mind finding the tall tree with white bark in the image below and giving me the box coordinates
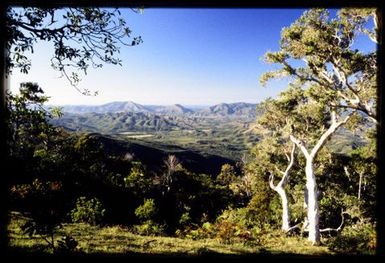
[250,125,298,232]
[259,8,377,244]
[261,8,378,124]
[256,85,353,244]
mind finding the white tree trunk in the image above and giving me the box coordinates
[305,158,320,245]
[289,110,350,245]
[358,172,363,200]
[276,187,290,231]
[268,143,296,232]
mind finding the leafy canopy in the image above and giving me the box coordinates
[260,8,377,123]
[6,7,142,94]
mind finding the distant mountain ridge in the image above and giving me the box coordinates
[49,101,260,135]
[195,102,258,117]
[58,101,149,114]
[55,101,258,118]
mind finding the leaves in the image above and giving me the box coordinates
[6,7,143,93]
[260,8,377,122]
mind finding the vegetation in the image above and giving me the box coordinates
[70,196,106,225]
[259,8,377,244]
[50,102,261,160]
[6,7,142,93]
[8,211,333,255]
[5,7,377,257]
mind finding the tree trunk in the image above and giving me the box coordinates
[305,158,320,245]
[276,187,290,231]
[290,111,350,245]
[268,143,296,232]
[358,171,363,200]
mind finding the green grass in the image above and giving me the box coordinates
[8,211,333,256]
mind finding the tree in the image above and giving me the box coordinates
[259,8,377,245]
[267,143,296,232]
[5,7,142,94]
[161,155,182,194]
[7,82,52,156]
[249,131,297,232]
[257,84,356,244]
[261,8,377,124]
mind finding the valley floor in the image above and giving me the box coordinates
[7,211,333,256]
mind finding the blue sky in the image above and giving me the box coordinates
[8,8,375,106]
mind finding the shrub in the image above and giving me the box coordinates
[132,220,165,236]
[135,198,157,221]
[70,196,106,225]
[327,220,376,254]
[124,161,152,193]
[179,211,191,226]
[216,164,237,186]
[181,222,214,240]
[55,235,80,254]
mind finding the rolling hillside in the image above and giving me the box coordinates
[49,101,366,161]
[90,133,236,176]
[50,101,260,134]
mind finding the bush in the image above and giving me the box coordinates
[70,196,106,225]
[55,235,80,254]
[327,220,376,254]
[132,220,165,236]
[179,211,191,226]
[180,208,263,245]
[216,164,237,186]
[180,222,214,240]
[135,198,157,221]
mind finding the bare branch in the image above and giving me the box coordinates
[320,210,348,233]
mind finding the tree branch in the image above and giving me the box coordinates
[320,210,348,233]
[289,134,310,159]
[309,110,351,159]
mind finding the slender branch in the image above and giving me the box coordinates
[269,142,296,189]
[309,110,351,159]
[320,210,348,233]
[11,20,70,37]
[286,222,302,233]
[289,134,310,159]
[281,143,296,185]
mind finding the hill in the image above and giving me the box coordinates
[90,133,236,176]
[196,102,257,118]
[50,111,183,133]
[152,104,194,115]
[54,101,257,118]
[58,101,150,114]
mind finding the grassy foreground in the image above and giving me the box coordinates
[7,211,333,256]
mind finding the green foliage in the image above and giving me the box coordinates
[179,211,192,226]
[6,7,142,90]
[182,208,263,245]
[11,179,65,252]
[132,220,165,236]
[260,8,377,123]
[327,220,376,254]
[74,134,105,162]
[135,198,157,221]
[6,83,55,159]
[216,163,237,186]
[70,196,106,225]
[124,161,152,193]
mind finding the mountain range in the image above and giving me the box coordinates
[54,101,258,117]
[49,101,260,134]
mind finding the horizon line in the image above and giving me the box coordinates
[46,100,260,107]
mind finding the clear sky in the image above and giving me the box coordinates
[8,8,374,106]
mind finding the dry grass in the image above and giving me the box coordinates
[7,211,333,256]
